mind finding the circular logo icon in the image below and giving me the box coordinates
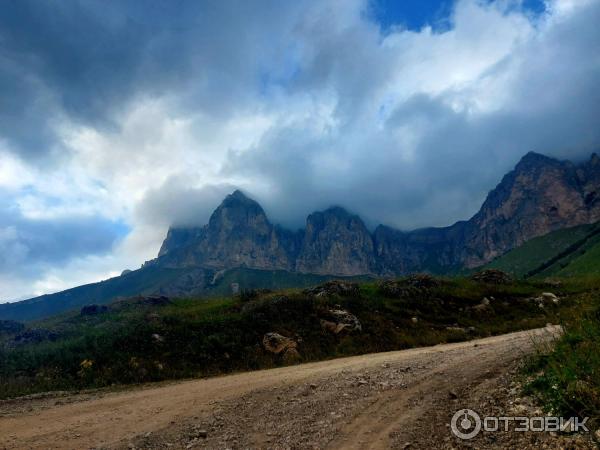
[451,409,482,440]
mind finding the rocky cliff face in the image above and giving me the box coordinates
[459,152,600,267]
[158,190,301,271]
[155,152,600,275]
[296,207,376,276]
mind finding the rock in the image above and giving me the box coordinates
[541,292,559,304]
[445,327,466,333]
[304,280,360,297]
[378,274,440,298]
[196,430,208,439]
[411,317,418,324]
[296,207,376,275]
[80,304,109,316]
[448,390,458,399]
[404,273,441,289]
[151,333,164,343]
[471,269,513,284]
[262,333,299,361]
[472,299,491,313]
[320,308,361,334]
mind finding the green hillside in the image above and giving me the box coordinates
[0,266,366,322]
[486,221,600,278]
[0,275,577,399]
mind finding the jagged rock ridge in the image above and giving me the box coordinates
[155,152,600,276]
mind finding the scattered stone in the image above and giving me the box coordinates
[445,326,466,333]
[262,332,299,361]
[471,269,513,284]
[448,390,458,400]
[541,292,559,304]
[151,333,165,343]
[378,274,440,297]
[197,430,208,439]
[320,308,362,334]
[304,280,360,297]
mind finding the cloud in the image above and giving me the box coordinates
[0,0,599,300]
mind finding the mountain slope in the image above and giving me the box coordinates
[486,221,600,277]
[0,266,366,322]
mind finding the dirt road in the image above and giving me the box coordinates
[2,326,588,450]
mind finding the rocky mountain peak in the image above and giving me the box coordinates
[207,189,269,234]
[298,205,375,275]
[156,152,600,276]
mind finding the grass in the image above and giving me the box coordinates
[485,221,600,279]
[523,288,600,432]
[0,275,588,400]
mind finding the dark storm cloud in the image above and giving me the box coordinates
[134,179,237,228]
[220,0,600,230]
[0,0,309,158]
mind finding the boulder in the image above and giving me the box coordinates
[404,273,441,289]
[304,280,359,298]
[541,292,559,304]
[471,269,512,284]
[262,332,298,356]
[320,308,361,334]
[530,292,560,306]
[378,274,440,298]
[445,326,466,333]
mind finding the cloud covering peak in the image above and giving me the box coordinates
[0,0,599,301]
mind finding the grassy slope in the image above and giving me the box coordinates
[523,287,600,431]
[0,266,196,322]
[541,233,600,277]
[0,267,365,323]
[0,276,581,399]
[486,222,600,278]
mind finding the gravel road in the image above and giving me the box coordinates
[1,325,593,449]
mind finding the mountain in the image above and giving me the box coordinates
[157,152,600,275]
[2,151,599,322]
[158,190,301,271]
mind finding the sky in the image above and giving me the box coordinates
[0,0,599,302]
